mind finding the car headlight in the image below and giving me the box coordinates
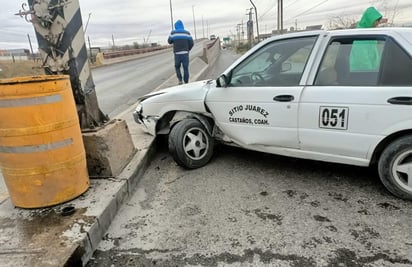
[135,103,143,114]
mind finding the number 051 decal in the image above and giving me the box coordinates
[319,106,349,130]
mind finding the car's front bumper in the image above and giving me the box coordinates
[133,110,158,135]
[132,110,143,124]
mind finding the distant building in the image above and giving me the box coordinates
[0,49,31,61]
[259,33,272,40]
[271,29,288,35]
[305,25,323,31]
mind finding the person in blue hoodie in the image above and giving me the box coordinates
[168,20,194,84]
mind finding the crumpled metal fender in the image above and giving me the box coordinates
[167,111,214,136]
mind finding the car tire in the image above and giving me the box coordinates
[168,119,214,169]
[378,135,412,200]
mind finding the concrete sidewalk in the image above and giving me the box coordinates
[0,45,219,266]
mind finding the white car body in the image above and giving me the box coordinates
[134,28,412,199]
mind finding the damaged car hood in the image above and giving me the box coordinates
[139,80,214,104]
[138,80,215,118]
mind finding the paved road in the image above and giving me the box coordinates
[203,48,240,79]
[88,145,412,267]
[92,41,207,118]
[87,49,412,267]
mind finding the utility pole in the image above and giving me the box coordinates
[27,34,34,61]
[202,16,205,39]
[237,24,241,46]
[24,0,107,129]
[169,0,174,30]
[246,8,254,46]
[84,12,91,33]
[112,34,115,51]
[192,5,197,40]
[277,0,283,34]
[241,20,244,41]
[249,0,260,41]
[18,0,136,179]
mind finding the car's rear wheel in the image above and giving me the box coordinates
[378,136,412,200]
[168,119,214,169]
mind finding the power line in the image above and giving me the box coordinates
[259,3,277,20]
[283,0,329,23]
[258,0,329,29]
[285,0,301,9]
[292,0,329,18]
[259,6,273,20]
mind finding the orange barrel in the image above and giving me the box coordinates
[0,75,89,208]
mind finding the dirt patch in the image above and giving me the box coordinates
[0,60,44,79]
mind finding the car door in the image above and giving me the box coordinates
[299,34,412,165]
[206,35,318,149]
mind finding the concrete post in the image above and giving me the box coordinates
[18,0,136,178]
[27,0,108,129]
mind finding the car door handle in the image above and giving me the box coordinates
[387,97,412,105]
[273,95,294,102]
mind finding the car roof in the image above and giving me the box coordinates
[265,27,412,41]
[328,27,412,37]
[262,27,412,54]
[222,27,412,77]
[328,28,412,54]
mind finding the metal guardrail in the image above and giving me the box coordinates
[102,45,172,59]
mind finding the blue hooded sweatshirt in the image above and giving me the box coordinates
[168,20,194,54]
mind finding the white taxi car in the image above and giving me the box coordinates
[134,28,412,200]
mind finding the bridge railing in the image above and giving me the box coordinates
[93,45,172,66]
[102,45,172,59]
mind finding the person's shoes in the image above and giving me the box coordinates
[178,80,183,85]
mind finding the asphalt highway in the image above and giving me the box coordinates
[92,41,207,118]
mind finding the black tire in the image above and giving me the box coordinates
[378,135,412,200]
[168,119,214,169]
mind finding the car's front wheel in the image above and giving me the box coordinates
[168,119,214,169]
[378,136,412,200]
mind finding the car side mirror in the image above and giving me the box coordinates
[216,74,228,88]
[281,62,292,72]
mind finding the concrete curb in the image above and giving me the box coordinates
[78,136,158,265]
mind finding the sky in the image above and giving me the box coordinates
[1,0,412,51]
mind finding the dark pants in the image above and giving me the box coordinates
[174,53,189,83]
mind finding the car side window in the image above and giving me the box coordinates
[315,37,386,86]
[238,51,273,74]
[282,46,312,74]
[314,42,340,85]
[229,36,317,87]
[379,38,412,86]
